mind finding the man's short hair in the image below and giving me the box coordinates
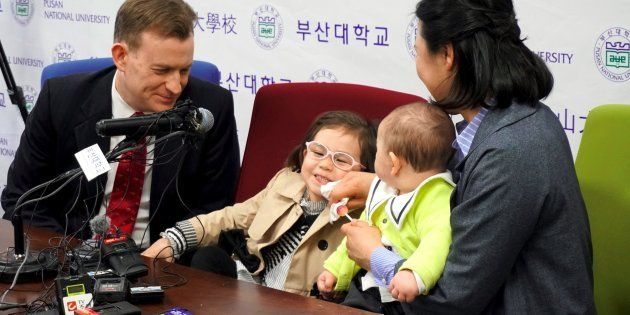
[114,0,196,51]
[380,103,455,172]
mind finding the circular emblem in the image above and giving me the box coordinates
[10,0,35,25]
[405,16,419,59]
[309,69,338,83]
[594,27,630,82]
[22,85,39,113]
[52,42,76,64]
[250,4,284,50]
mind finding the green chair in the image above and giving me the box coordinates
[575,104,630,315]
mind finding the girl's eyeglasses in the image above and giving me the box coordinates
[305,141,365,171]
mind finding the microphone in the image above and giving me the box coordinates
[95,101,214,137]
[69,215,110,267]
[192,106,214,134]
[89,215,111,239]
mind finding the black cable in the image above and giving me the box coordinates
[137,155,183,248]
[157,263,188,289]
[62,175,84,240]
[0,301,27,310]
[10,168,82,220]
[18,175,100,310]
[174,148,207,248]
[108,130,185,162]
[138,142,192,248]
[150,245,187,289]
[104,110,174,160]
[11,171,84,215]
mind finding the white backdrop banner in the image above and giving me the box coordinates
[0,0,628,214]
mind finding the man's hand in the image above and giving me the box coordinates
[317,270,337,293]
[141,237,175,262]
[329,172,375,210]
[389,270,420,303]
[341,220,382,270]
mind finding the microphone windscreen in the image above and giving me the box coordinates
[194,107,214,134]
[89,215,111,237]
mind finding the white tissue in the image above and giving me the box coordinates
[320,181,350,224]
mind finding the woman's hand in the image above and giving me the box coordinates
[141,237,175,262]
[329,171,375,210]
[340,220,382,270]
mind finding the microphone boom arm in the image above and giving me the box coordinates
[0,39,28,122]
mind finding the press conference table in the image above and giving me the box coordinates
[0,220,370,314]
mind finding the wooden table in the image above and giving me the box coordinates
[0,220,370,314]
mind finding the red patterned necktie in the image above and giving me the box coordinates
[106,112,147,236]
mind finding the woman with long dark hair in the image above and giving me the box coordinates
[329,0,595,313]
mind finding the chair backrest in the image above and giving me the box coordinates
[40,57,221,86]
[574,104,630,315]
[234,82,425,203]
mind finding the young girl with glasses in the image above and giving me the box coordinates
[142,111,376,296]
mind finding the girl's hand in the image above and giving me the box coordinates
[141,237,175,262]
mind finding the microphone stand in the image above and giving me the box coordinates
[0,39,46,284]
[0,39,28,122]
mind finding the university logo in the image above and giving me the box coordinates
[10,0,35,25]
[309,69,338,83]
[251,5,284,50]
[23,85,38,112]
[594,27,630,82]
[405,16,418,59]
[52,42,75,64]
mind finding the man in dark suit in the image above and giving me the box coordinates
[1,0,240,248]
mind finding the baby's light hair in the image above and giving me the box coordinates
[380,103,455,172]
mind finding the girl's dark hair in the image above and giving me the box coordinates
[285,111,377,173]
[416,0,553,109]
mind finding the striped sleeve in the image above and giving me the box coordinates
[162,219,200,258]
[175,219,199,248]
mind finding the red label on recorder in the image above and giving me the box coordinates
[104,235,127,244]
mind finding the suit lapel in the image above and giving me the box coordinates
[149,130,187,214]
[73,68,115,204]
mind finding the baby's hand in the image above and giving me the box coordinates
[317,270,337,294]
[388,270,419,303]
